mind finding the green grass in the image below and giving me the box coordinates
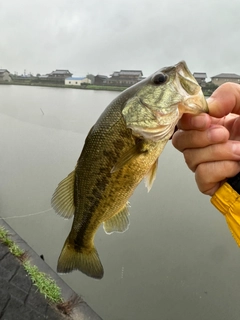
[0,226,62,303]
[0,227,24,257]
[23,261,62,303]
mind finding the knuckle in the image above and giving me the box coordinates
[183,149,197,172]
[195,163,214,194]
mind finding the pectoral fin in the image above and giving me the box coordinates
[111,145,140,173]
[103,204,130,234]
[111,139,148,173]
[51,170,75,219]
[144,159,158,192]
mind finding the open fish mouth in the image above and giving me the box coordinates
[175,61,208,113]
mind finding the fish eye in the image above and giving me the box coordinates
[152,73,168,85]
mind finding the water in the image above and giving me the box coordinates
[0,85,240,320]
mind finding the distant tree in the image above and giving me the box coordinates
[87,74,95,84]
[205,81,218,89]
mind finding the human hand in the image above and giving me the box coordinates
[172,83,240,196]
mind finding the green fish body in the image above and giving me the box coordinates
[52,61,208,279]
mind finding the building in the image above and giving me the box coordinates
[65,77,91,86]
[108,70,143,86]
[48,69,73,79]
[193,72,207,86]
[94,75,108,85]
[0,69,12,82]
[211,73,240,86]
[48,69,72,79]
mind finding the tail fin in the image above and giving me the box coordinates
[57,237,104,279]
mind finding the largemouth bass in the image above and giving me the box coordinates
[52,61,208,279]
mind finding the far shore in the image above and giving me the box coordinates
[0,81,213,96]
[0,81,127,92]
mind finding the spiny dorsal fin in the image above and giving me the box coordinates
[51,170,75,219]
[144,159,158,192]
[103,203,130,234]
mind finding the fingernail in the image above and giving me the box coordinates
[206,97,215,105]
[191,114,207,129]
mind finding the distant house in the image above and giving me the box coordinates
[0,69,12,82]
[48,69,73,79]
[108,70,143,86]
[193,72,207,86]
[65,77,91,86]
[211,73,240,86]
[94,75,109,85]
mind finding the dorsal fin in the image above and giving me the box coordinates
[51,170,75,219]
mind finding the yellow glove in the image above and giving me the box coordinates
[211,177,240,246]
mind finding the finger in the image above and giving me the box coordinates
[172,125,229,152]
[207,82,240,118]
[177,113,211,131]
[195,160,240,196]
[183,141,240,172]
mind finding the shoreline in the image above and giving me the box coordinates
[0,81,215,95]
[0,81,128,92]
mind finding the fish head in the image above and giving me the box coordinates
[122,61,208,141]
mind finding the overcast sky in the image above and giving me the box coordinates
[0,0,239,78]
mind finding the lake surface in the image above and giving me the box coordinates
[0,85,240,320]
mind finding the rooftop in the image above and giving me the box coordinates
[111,70,143,77]
[193,72,207,78]
[0,69,10,74]
[49,70,72,75]
[211,73,240,78]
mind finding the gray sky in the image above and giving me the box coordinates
[0,0,239,78]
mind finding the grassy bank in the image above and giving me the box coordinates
[0,226,62,303]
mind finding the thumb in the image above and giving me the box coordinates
[207,82,240,118]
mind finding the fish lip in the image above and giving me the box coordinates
[184,96,209,113]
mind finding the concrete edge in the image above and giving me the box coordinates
[0,218,103,320]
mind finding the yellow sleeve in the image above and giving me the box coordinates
[211,182,240,246]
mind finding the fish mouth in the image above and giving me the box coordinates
[175,61,208,114]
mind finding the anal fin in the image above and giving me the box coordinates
[103,204,130,234]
